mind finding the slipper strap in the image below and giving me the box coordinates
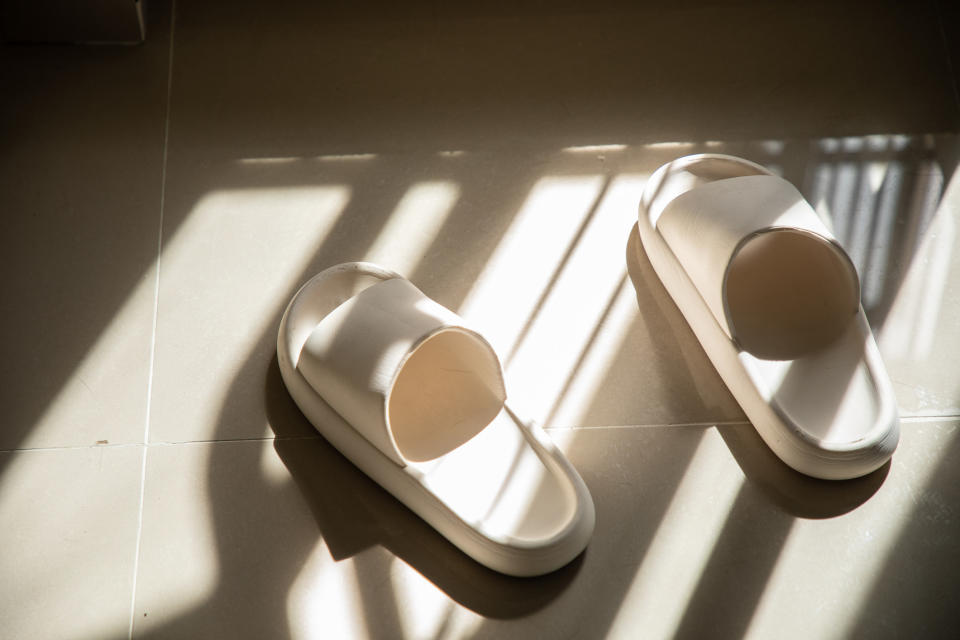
[656,174,853,342]
[296,277,506,466]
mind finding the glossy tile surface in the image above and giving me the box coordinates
[0,445,144,640]
[131,419,959,640]
[148,135,960,441]
[147,0,959,442]
[2,1,959,639]
[0,0,171,450]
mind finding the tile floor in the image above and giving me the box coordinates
[1,1,959,638]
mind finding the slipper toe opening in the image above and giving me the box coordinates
[726,228,860,360]
[388,328,507,463]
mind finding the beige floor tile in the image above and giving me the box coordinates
[145,145,739,443]
[148,0,958,444]
[129,418,958,640]
[876,152,960,416]
[588,419,960,640]
[0,445,143,640]
[0,1,171,450]
[148,134,959,443]
[5,2,959,639]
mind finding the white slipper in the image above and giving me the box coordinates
[277,262,595,576]
[638,154,899,480]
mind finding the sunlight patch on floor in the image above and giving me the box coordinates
[315,153,377,162]
[748,423,960,639]
[548,278,640,428]
[606,431,743,639]
[504,174,646,426]
[457,175,606,357]
[644,141,697,150]
[390,560,479,640]
[0,447,142,640]
[21,267,156,448]
[563,144,627,153]
[260,435,293,487]
[237,156,301,165]
[132,443,221,635]
[154,185,350,431]
[364,181,460,276]
[879,167,955,360]
[287,542,368,640]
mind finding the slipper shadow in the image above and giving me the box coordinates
[624,223,745,422]
[717,424,889,518]
[264,354,582,619]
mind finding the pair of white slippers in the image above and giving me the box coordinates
[277,154,899,578]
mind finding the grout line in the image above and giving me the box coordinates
[148,434,322,446]
[543,414,960,431]
[0,415,956,457]
[0,442,147,454]
[0,434,321,456]
[899,414,960,424]
[544,420,752,431]
[503,175,611,367]
[128,2,176,637]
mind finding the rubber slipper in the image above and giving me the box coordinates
[638,154,899,480]
[277,262,595,576]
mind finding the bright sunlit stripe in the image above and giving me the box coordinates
[749,420,959,639]
[879,166,954,359]
[818,137,841,153]
[315,153,377,162]
[758,140,785,154]
[118,185,351,634]
[390,561,461,639]
[287,544,368,640]
[363,181,460,275]
[808,158,838,235]
[504,174,646,425]
[607,431,744,639]
[0,447,143,640]
[458,175,605,357]
[861,161,898,308]
[830,161,861,262]
[562,144,628,153]
[24,285,156,449]
[237,156,301,165]
[866,161,888,194]
[841,137,865,153]
[644,141,697,150]
[124,443,221,635]
[548,277,639,427]
[151,186,349,433]
[259,436,292,487]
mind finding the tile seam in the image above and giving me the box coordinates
[128,1,177,637]
[544,415,960,430]
[0,415,956,456]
